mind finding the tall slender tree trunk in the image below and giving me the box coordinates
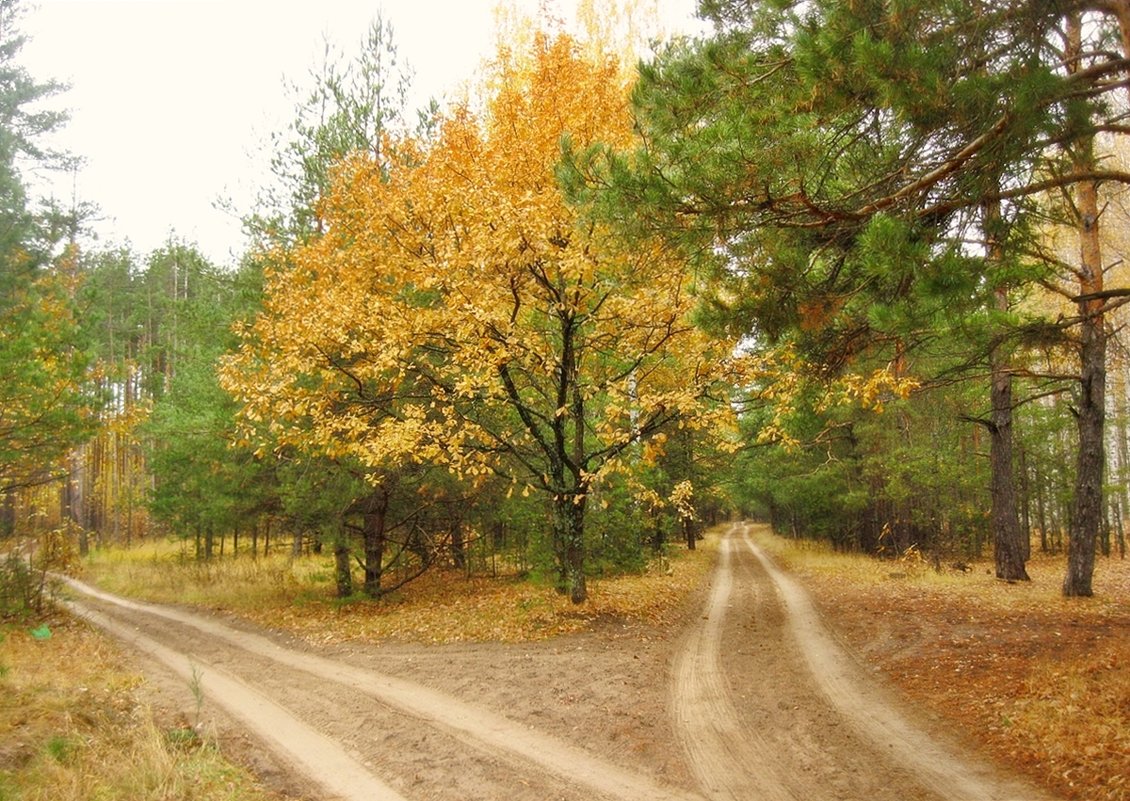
[989,364,1028,580]
[1017,444,1033,561]
[985,196,1030,581]
[1065,302,1106,595]
[1063,14,1107,597]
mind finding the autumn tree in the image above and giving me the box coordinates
[224,33,738,604]
[226,15,451,595]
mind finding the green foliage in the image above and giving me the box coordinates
[0,552,46,619]
[141,254,275,550]
[731,377,991,558]
[569,0,1129,573]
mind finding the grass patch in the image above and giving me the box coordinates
[78,541,315,612]
[0,615,290,801]
[751,525,1129,801]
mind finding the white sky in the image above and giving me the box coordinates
[19,0,701,267]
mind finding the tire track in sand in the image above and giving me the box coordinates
[671,534,794,800]
[62,576,701,801]
[65,599,408,801]
[739,528,1052,801]
[669,522,1054,801]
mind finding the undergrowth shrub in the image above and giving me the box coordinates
[0,552,47,619]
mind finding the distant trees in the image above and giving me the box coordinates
[0,0,94,505]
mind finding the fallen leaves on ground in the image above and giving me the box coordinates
[242,547,713,646]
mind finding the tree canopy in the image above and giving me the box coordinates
[223,33,740,602]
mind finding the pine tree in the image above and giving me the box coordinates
[584,0,1130,590]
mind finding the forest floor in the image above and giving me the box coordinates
[3,522,1123,800]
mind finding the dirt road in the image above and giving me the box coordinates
[61,522,1052,801]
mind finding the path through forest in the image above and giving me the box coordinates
[60,523,1052,801]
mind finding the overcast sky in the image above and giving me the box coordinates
[18,0,699,266]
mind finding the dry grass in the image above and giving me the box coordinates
[78,537,715,645]
[78,541,319,612]
[0,615,291,801]
[755,527,1129,801]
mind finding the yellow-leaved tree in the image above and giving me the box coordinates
[223,33,738,603]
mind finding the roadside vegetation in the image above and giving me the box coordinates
[3,1,1130,799]
[77,534,715,643]
[0,615,292,801]
[7,523,1127,801]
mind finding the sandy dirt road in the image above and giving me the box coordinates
[60,522,1053,801]
[672,523,1053,801]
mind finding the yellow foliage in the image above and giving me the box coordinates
[222,32,739,495]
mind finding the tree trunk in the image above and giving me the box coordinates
[65,448,89,556]
[554,492,588,604]
[983,191,1029,581]
[1036,463,1049,553]
[1063,15,1106,597]
[1,489,15,539]
[450,519,466,571]
[1064,313,1105,595]
[362,490,389,598]
[1017,444,1033,561]
[989,350,1029,580]
[334,530,352,598]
